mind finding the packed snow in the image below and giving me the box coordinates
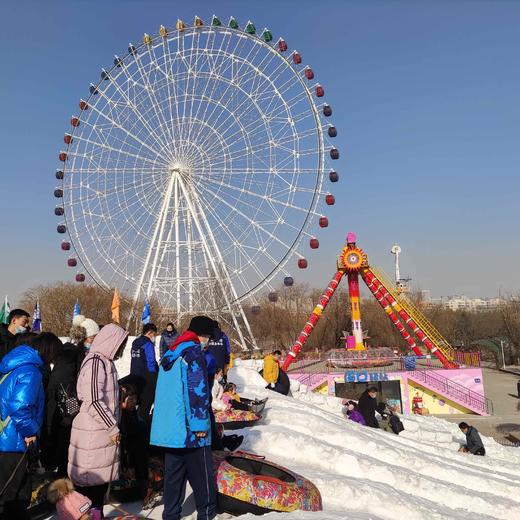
[48,357,520,519]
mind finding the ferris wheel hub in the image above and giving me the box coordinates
[169,161,192,177]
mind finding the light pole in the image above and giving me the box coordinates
[391,244,401,284]
[500,339,506,369]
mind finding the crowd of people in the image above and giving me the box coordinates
[0,308,488,520]
[0,309,239,520]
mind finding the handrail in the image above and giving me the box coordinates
[409,370,493,415]
[369,266,456,362]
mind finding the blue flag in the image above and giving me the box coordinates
[73,300,81,322]
[31,299,42,332]
[141,298,151,325]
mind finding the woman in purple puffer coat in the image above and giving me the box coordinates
[68,324,128,515]
[342,400,366,426]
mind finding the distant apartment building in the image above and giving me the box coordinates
[420,291,506,311]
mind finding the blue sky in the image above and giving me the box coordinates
[1,0,519,306]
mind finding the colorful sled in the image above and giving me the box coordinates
[215,408,261,430]
[214,451,322,515]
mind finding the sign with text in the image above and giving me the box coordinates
[345,370,389,383]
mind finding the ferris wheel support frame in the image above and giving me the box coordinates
[177,173,258,350]
[174,177,181,315]
[146,172,178,300]
[126,171,177,329]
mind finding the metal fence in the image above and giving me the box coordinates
[288,351,482,374]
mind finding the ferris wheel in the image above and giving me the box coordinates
[54,15,340,347]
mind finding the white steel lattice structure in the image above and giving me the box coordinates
[54,16,340,349]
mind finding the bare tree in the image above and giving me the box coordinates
[19,283,163,336]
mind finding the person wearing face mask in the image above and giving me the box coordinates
[151,315,216,520]
[42,316,100,475]
[130,323,158,422]
[159,322,179,358]
[0,309,30,360]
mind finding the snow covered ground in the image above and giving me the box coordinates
[49,356,520,519]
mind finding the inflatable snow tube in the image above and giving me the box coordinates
[244,397,268,415]
[258,369,291,396]
[232,397,268,415]
[215,408,261,430]
[214,451,322,515]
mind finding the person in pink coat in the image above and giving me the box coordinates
[68,324,128,515]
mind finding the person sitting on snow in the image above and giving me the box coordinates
[342,400,366,426]
[211,369,228,411]
[222,382,244,409]
[458,422,485,456]
[376,403,404,435]
[263,350,283,393]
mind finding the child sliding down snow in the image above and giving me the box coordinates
[212,369,229,411]
[47,478,93,520]
[222,382,241,407]
[223,382,269,414]
[343,400,366,426]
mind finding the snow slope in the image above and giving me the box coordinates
[231,363,520,520]
[50,357,520,519]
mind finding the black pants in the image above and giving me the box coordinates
[0,452,30,520]
[266,382,284,394]
[209,409,224,451]
[137,371,158,422]
[121,411,149,481]
[53,424,72,477]
[0,499,30,520]
[230,399,250,411]
[76,483,108,510]
[163,446,216,520]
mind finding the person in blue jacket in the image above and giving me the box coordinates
[130,323,158,422]
[151,315,216,520]
[206,321,231,378]
[0,332,60,519]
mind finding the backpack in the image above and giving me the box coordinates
[56,383,81,426]
[389,414,404,434]
[0,371,12,434]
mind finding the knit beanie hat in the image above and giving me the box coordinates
[188,316,215,337]
[56,490,92,520]
[72,315,100,338]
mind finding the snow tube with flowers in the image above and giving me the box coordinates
[214,451,322,515]
[214,408,261,430]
